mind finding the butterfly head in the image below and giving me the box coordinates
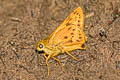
[36,40,45,53]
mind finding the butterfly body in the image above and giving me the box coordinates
[36,40,61,56]
[36,7,87,75]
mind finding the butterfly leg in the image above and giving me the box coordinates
[45,54,51,76]
[52,57,64,72]
[44,53,47,59]
[65,51,78,61]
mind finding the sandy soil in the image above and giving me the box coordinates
[0,0,120,80]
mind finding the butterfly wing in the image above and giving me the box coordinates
[47,7,84,40]
[47,7,87,51]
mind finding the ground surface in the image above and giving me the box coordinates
[0,0,120,80]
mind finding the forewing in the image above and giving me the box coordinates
[47,7,85,46]
[53,25,86,45]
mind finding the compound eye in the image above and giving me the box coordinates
[39,44,43,48]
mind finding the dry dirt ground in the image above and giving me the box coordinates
[0,0,120,80]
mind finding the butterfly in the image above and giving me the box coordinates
[36,7,87,75]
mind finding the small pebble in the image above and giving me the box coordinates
[99,27,107,38]
[1,51,6,57]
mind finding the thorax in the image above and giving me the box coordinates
[44,44,62,56]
